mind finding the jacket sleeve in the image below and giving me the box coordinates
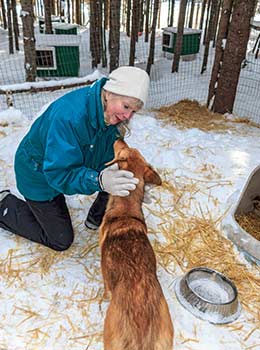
[42,112,102,195]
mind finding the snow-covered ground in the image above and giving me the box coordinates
[0,105,260,350]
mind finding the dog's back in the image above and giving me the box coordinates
[99,140,173,350]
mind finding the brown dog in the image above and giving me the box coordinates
[99,140,174,350]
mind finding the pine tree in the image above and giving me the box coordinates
[172,0,187,73]
[207,0,233,107]
[212,0,256,114]
[20,0,36,81]
[109,0,121,71]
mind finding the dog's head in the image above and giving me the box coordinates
[107,139,162,186]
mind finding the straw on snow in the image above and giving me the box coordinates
[147,175,260,335]
[1,100,260,348]
[154,99,260,132]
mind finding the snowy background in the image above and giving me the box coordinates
[0,101,260,349]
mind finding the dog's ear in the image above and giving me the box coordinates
[105,158,117,166]
[144,165,162,185]
[105,148,128,167]
[105,156,127,167]
[105,141,129,166]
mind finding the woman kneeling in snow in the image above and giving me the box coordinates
[0,66,150,251]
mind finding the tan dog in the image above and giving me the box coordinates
[99,140,174,350]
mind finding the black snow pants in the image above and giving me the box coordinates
[0,193,74,251]
[0,191,109,251]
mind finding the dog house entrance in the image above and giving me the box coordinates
[162,32,171,48]
[223,165,260,265]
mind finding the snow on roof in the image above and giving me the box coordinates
[162,27,202,35]
[35,33,81,47]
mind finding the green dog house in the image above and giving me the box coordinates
[36,24,80,77]
[162,27,201,56]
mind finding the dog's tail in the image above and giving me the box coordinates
[104,274,173,350]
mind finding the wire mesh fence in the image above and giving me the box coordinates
[1,1,260,123]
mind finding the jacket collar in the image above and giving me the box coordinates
[87,77,108,130]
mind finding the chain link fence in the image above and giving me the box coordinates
[1,6,260,123]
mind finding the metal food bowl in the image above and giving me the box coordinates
[175,267,241,324]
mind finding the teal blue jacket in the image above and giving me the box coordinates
[14,78,120,201]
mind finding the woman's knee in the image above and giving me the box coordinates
[52,240,73,251]
[48,230,74,251]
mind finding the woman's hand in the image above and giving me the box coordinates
[99,163,139,196]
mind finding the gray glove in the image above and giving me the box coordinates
[99,163,139,197]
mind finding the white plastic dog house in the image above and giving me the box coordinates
[222,165,260,265]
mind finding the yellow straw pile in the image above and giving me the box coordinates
[236,212,260,241]
[153,99,260,132]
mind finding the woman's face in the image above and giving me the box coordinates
[104,92,141,125]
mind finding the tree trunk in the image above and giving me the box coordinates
[169,0,175,27]
[146,0,160,74]
[212,0,221,46]
[212,0,255,114]
[139,0,144,33]
[11,0,19,51]
[90,0,102,68]
[207,0,233,107]
[6,0,14,54]
[43,0,52,34]
[50,0,55,14]
[67,0,70,22]
[199,0,207,30]
[104,0,109,30]
[145,0,150,42]
[188,0,195,28]
[0,0,8,29]
[96,0,104,67]
[72,0,74,22]
[89,0,95,66]
[109,0,121,71]
[172,0,187,73]
[75,0,80,24]
[126,0,131,36]
[201,0,218,74]
[97,0,103,64]
[56,0,60,16]
[203,0,211,44]
[102,0,107,67]
[129,0,138,65]
[20,0,36,82]
[135,0,141,41]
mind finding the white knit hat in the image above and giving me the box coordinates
[103,66,150,106]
